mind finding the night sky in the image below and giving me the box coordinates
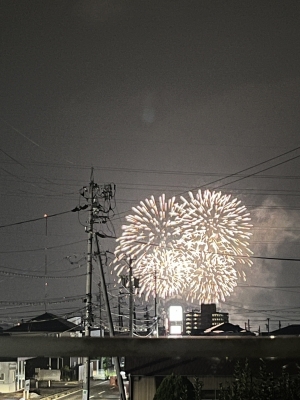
[0,0,300,332]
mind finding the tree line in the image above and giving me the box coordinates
[153,360,300,400]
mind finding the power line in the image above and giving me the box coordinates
[111,145,300,220]
[0,269,86,279]
[179,145,300,196]
[0,239,86,253]
[0,295,85,307]
[214,153,300,190]
[0,148,75,194]
[0,206,87,229]
[0,117,74,165]
[115,238,300,264]
[238,284,300,289]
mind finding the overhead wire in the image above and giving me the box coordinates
[214,153,300,191]
[0,269,86,279]
[0,209,84,229]
[111,145,300,221]
[109,234,300,263]
[0,239,86,253]
[0,295,85,308]
[0,148,76,195]
[183,145,300,195]
[0,117,74,165]
[1,146,300,230]
[1,144,300,325]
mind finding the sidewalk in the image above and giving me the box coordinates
[36,380,122,400]
[32,381,81,399]
[0,380,122,400]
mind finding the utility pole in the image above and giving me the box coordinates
[98,283,102,337]
[118,292,123,329]
[129,258,134,337]
[145,306,150,334]
[44,213,48,312]
[82,170,94,400]
[80,175,123,400]
[120,258,135,336]
[95,235,126,400]
[154,264,158,337]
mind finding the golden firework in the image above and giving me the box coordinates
[114,190,253,303]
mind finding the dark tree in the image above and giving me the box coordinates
[219,359,300,400]
[153,374,195,400]
[194,377,204,400]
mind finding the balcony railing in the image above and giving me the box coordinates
[0,336,300,358]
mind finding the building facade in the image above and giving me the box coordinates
[183,304,229,335]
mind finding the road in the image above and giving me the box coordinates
[56,380,121,400]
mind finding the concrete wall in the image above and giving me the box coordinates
[0,381,16,393]
[35,369,61,382]
[0,362,17,393]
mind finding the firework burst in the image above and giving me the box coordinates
[114,194,189,298]
[114,190,253,303]
[178,190,252,266]
[115,194,180,263]
[134,247,190,300]
[177,190,252,302]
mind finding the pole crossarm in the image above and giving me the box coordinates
[1,336,300,359]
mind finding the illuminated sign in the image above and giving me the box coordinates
[169,306,183,322]
[170,325,182,335]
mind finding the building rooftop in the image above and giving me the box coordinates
[270,324,300,336]
[4,312,82,334]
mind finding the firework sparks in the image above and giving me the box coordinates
[178,190,252,302]
[115,194,181,265]
[114,194,188,298]
[185,252,238,303]
[178,190,252,264]
[134,247,190,300]
[114,190,253,303]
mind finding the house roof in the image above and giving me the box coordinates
[188,323,252,336]
[4,312,82,334]
[125,357,300,377]
[125,356,236,377]
[270,324,300,336]
[204,322,243,334]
